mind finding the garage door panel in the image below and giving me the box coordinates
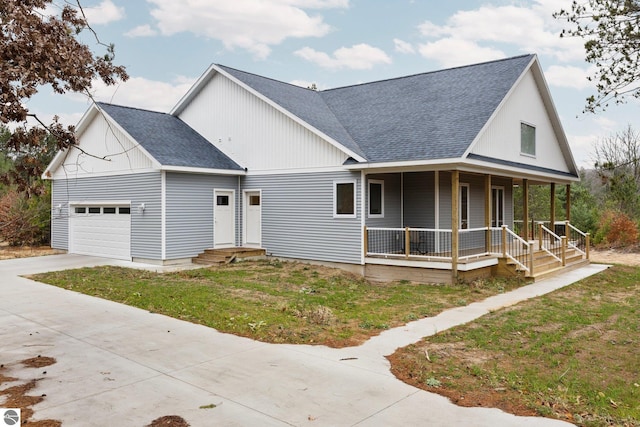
[70,205,131,260]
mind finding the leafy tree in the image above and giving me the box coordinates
[593,125,640,218]
[555,0,640,112]
[0,0,128,151]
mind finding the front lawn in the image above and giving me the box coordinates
[31,259,523,347]
[388,264,640,426]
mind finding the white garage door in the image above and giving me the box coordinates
[69,205,131,260]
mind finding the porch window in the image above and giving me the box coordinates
[334,181,356,218]
[368,179,384,217]
[459,183,469,229]
[521,122,536,156]
[491,186,505,227]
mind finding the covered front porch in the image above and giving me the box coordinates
[361,169,589,283]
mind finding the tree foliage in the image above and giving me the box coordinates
[555,0,640,112]
[0,0,128,151]
[593,124,640,217]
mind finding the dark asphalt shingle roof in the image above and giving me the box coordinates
[220,54,534,163]
[97,102,243,171]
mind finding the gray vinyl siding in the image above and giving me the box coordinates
[404,172,436,228]
[492,177,514,227]
[462,173,486,229]
[242,170,362,264]
[365,173,401,228]
[50,172,162,259]
[165,172,239,259]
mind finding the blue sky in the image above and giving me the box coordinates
[28,0,639,169]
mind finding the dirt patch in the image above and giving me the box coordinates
[0,356,61,426]
[590,248,640,266]
[146,416,190,427]
[0,243,63,260]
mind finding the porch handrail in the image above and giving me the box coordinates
[566,221,589,257]
[538,223,563,263]
[501,225,531,274]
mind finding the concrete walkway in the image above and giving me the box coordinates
[0,254,609,426]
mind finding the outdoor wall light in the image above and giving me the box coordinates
[54,204,62,218]
[138,203,145,213]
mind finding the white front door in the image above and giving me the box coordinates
[214,190,235,248]
[244,190,262,248]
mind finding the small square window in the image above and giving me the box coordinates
[521,122,536,156]
[88,207,101,214]
[75,207,86,214]
[217,195,229,206]
[249,195,260,206]
[334,181,355,217]
[103,207,116,214]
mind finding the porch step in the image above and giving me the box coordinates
[504,247,588,280]
[192,247,266,265]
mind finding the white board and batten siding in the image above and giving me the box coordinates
[243,171,362,265]
[178,73,350,171]
[471,70,571,174]
[51,110,154,179]
[51,172,162,260]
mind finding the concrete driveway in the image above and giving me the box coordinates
[0,254,608,426]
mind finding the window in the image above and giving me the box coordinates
[103,207,116,214]
[249,195,260,206]
[368,180,384,217]
[75,207,86,214]
[88,207,101,214]
[334,181,356,217]
[459,184,469,229]
[521,122,536,156]
[216,195,230,206]
[119,207,131,214]
[491,187,505,227]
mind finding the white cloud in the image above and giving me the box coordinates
[85,76,197,112]
[295,44,391,70]
[418,39,505,68]
[416,1,584,67]
[125,24,157,38]
[146,0,348,59]
[393,38,415,54]
[544,65,593,90]
[83,0,125,25]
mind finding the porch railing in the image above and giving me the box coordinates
[566,222,590,258]
[365,226,527,263]
[537,223,563,264]
[500,225,532,274]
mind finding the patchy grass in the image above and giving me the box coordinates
[388,265,640,427]
[30,259,525,347]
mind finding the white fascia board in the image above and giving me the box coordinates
[528,59,579,175]
[346,157,578,183]
[43,104,100,179]
[463,55,579,177]
[161,165,246,176]
[345,158,461,173]
[170,64,216,116]
[210,65,367,163]
[47,167,159,181]
[460,158,579,183]
[463,55,537,160]
[245,165,354,176]
[94,103,163,170]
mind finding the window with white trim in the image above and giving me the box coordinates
[459,183,469,230]
[521,122,536,156]
[368,179,384,217]
[334,181,356,218]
